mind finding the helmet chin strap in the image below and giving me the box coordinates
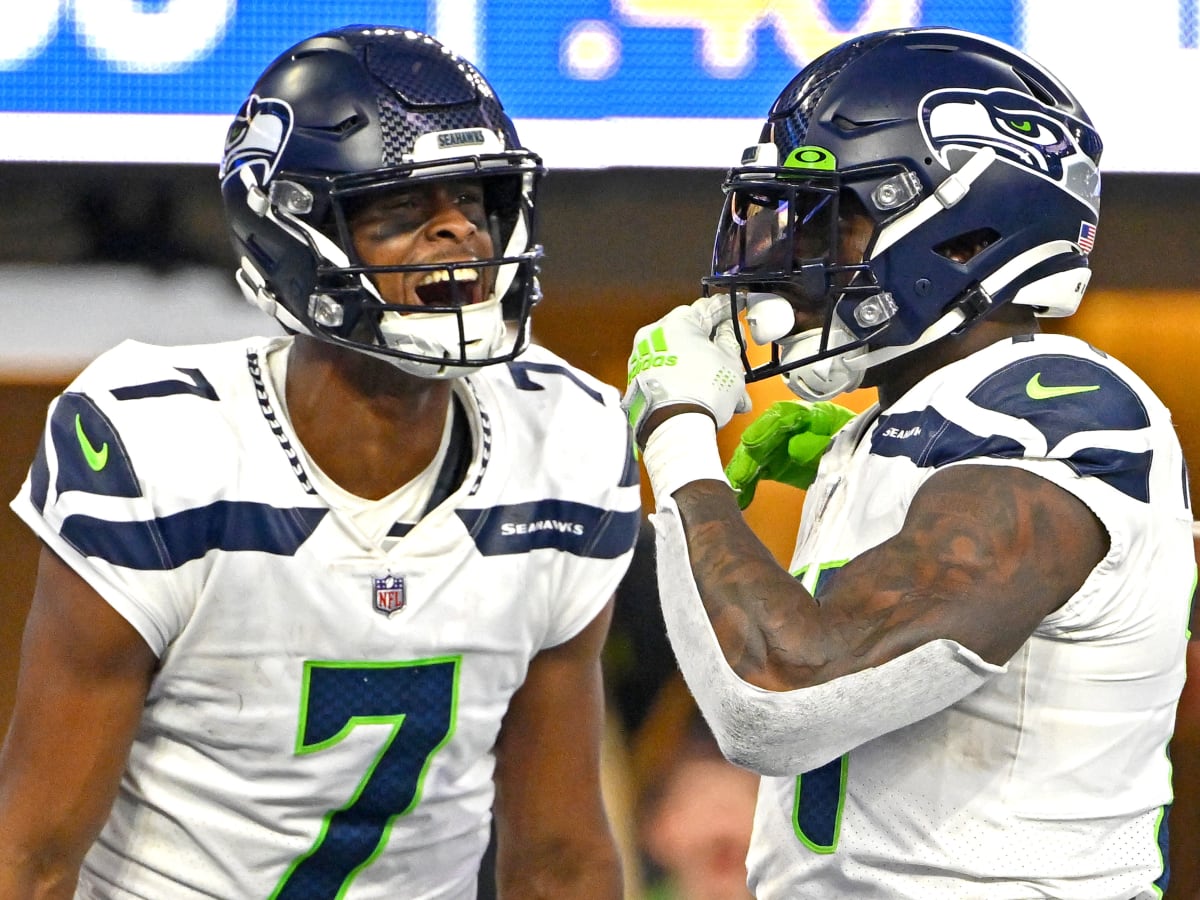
[776,323,867,401]
[838,238,1088,389]
[740,293,867,401]
[373,197,536,380]
[376,298,508,380]
[773,246,1079,402]
[771,303,969,402]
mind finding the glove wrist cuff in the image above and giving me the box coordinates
[642,412,729,508]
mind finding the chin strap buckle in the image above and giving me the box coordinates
[950,283,994,332]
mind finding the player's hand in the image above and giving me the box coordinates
[724,400,855,508]
[622,295,751,445]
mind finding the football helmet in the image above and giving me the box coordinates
[704,27,1102,401]
[219,25,544,379]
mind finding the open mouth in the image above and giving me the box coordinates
[414,267,483,308]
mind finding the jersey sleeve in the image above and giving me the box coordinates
[543,425,641,648]
[504,354,642,650]
[10,380,193,655]
[870,347,1192,630]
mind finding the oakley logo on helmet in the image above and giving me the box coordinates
[783,146,836,171]
[219,95,293,185]
[920,87,1100,212]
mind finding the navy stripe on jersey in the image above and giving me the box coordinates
[795,754,847,850]
[507,360,605,404]
[29,432,50,514]
[1063,447,1153,503]
[967,355,1150,449]
[60,502,327,570]
[457,500,638,558]
[871,409,1025,467]
[109,367,219,401]
[872,409,1154,502]
[51,392,142,500]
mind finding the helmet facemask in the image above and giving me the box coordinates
[703,161,900,401]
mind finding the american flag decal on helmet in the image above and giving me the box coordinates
[373,574,407,617]
[1077,222,1097,253]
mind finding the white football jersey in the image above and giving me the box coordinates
[747,333,1193,900]
[11,335,640,900]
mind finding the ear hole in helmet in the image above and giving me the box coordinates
[323,113,366,136]
[934,227,1000,263]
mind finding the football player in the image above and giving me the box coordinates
[0,26,638,898]
[623,27,1193,898]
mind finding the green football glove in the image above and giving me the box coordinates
[724,400,855,509]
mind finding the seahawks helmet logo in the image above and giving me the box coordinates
[920,87,1100,213]
[219,95,294,185]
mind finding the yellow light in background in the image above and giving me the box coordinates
[614,0,919,75]
[560,20,622,80]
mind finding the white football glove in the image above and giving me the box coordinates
[622,295,752,443]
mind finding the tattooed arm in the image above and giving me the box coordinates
[671,463,1108,690]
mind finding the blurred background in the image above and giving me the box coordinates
[2,1,1198,897]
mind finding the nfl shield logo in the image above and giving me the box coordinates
[373,574,407,617]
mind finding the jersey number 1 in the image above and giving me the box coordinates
[270,657,460,899]
[792,561,850,854]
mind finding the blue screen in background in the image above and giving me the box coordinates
[487,0,1015,120]
[0,1,1192,171]
[2,0,430,114]
[0,0,1014,117]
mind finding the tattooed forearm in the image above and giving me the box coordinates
[673,480,828,687]
[669,463,1107,690]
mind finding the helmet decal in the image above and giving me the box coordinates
[783,146,837,171]
[1077,221,1097,253]
[219,95,293,186]
[920,87,1100,212]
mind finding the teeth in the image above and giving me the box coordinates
[418,268,479,286]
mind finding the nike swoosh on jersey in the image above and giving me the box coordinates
[75,413,109,471]
[1025,372,1100,400]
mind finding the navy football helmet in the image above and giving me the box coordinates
[704,27,1102,400]
[220,26,544,378]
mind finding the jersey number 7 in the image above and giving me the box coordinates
[270,657,460,898]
